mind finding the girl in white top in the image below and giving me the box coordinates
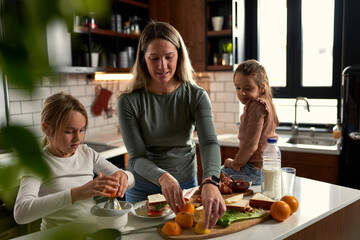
[14,92,134,230]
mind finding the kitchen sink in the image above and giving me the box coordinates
[84,142,118,152]
[286,136,338,147]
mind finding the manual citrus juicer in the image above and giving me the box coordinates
[103,175,122,210]
[104,195,122,210]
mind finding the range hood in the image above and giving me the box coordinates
[46,19,105,74]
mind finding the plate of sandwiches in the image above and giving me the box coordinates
[131,193,174,219]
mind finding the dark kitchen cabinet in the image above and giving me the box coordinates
[196,145,339,185]
[72,0,149,72]
[281,151,339,185]
[205,0,245,71]
[149,0,206,72]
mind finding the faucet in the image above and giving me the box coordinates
[292,97,310,135]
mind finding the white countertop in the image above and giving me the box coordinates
[12,177,360,240]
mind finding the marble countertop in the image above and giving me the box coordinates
[12,177,360,240]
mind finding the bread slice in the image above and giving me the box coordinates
[249,192,275,210]
[224,193,244,204]
[226,199,250,212]
[147,193,166,205]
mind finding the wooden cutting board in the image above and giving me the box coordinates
[157,213,271,239]
[188,189,254,207]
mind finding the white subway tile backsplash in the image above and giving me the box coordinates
[8,89,31,101]
[79,96,94,108]
[21,100,42,114]
[215,92,236,102]
[86,85,96,95]
[10,113,33,127]
[225,82,235,92]
[33,112,41,125]
[51,87,70,95]
[9,102,21,115]
[211,102,225,112]
[216,112,235,123]
[42,75,61,87]
[214,71,233,82]
[61,74,78,86]
[25,125,43,138]
[31,87,51,100]
[69,85,86,96]
[210,82,225,92]
[225,102,239,113]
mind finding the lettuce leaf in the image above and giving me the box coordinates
[217,209,269,227]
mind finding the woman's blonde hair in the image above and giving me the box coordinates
[123,21,195,94]
[40,92,88,148]
[235,59,279,125]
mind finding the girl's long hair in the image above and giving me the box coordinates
[235,59,279,125]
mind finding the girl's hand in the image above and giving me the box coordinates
[113,171,128,198]
[201,183,226,229]
[224,158,234,168]
[70,172,119,203]
[158,172,185,214]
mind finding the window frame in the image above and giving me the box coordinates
[245,0,343,101]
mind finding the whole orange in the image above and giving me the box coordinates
[281,195,299,214]
[270,201,291,222]
[162,221,182,236]
[180,203,195,214]
[175,211,194,228]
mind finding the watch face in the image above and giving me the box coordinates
[210,175,220,184]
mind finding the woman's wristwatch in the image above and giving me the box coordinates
[201,175,220,187]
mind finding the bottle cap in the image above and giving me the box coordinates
[267,138,277,143]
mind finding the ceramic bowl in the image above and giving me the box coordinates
[229,175,253,192]
[91,200,133,230]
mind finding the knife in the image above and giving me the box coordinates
[121,223,164,236]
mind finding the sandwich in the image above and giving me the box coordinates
[249,192,275,210]
[224,193,253,213]
[145,193,170,217]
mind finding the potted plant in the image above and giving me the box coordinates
[82,42,103,67]
[221,42,233,66]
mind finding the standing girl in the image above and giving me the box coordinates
[222,59,279,185]
[14,92,134,230]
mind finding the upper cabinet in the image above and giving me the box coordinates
[149,0,206,72]
[205,0,245,71]
[71,0,149,72]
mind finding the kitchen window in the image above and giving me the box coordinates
[251,0,342,125]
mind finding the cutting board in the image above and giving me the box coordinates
[188,189,254,207]
[157,213,271,239]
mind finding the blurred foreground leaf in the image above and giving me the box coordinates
[0,126,49,178]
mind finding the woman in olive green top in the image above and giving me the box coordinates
[118,21,226,229]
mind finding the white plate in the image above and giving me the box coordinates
[130,200,174,219]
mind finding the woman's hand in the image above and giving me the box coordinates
[201,183,226,229]
[113,171,128,198]
[158,172,185,214]
[70,172,119,203]
[224,158,233,168]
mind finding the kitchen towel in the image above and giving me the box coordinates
[92,87,112,116]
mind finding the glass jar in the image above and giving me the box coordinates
[123,21,131,34]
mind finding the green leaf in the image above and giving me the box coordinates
[217,209,269,227]
[0,126,50,179]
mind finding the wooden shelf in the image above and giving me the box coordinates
[207,65,233,71]
[207,29,231,37]
[117,0,148,8]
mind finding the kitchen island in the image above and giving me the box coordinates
[11,176,360,240]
